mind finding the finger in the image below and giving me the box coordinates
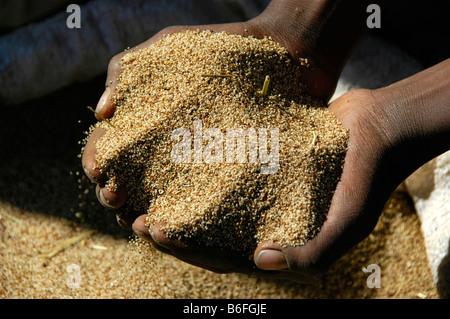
[95,184,128,210]
[254,242,288,271]
[95,37,160,120]
[132,215,152,239]
[253,244,321,283]
[132,215,175,256]
[253,227,338,283]
[94,87,113,120]
[95,56,122,119]
[96,47,138,119]
[81,127,107,184]
[136,220,255,274]
[116,209,140,230]
[302,66,337,101]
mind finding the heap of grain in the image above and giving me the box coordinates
[92,30,349,259]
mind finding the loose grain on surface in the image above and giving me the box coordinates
[0,189,438,299]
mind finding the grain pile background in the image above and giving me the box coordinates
[92,31,348,258]
[0,177,437,298]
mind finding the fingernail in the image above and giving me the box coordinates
[148,227,159,244]
[116,214,131,230]
[83,166,99,184]
[133,229,144,236]
[131,217,152,239]
[134,230,152,242]
[255,250,288,270]
[96,87,110,114]
[98,188,116,209]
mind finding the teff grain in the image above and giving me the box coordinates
[92,30,349,258]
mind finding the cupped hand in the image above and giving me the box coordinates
[252,89,397,281]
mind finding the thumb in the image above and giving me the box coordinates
[252,205,371,283]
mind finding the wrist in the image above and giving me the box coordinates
[248,0,338,59]
[248,0,369,100]
[370,59,450,182]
